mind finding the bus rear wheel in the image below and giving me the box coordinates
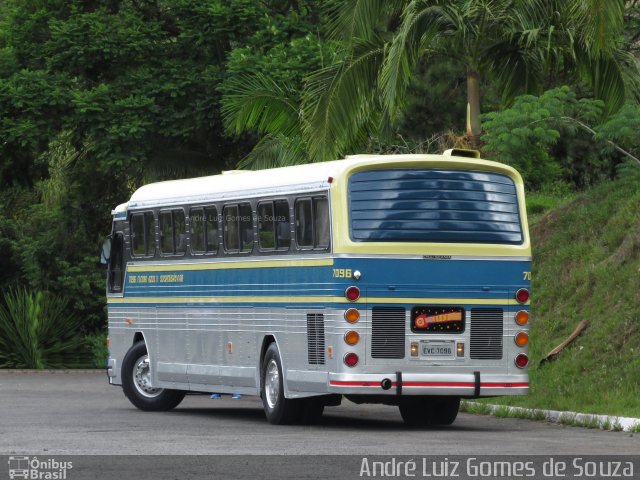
[399,396,460,426]
[261,343,301,424]
[298,397,325,425]
[122,341,186,411]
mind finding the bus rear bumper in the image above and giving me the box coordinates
[327,372,528,397]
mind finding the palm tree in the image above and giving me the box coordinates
[346,0,635,147]
[223,0,637,164]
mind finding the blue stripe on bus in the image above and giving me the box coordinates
[120,259,531,295]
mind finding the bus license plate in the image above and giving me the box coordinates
[421,340,455,358]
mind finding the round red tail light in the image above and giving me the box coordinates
[343,352,359,367]
[345,286,360,301]
[515,288,530,304]
[515,353,529,369]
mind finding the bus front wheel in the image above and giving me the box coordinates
[399,396,460,426]
[121,341,186,411]
[261,343,301,424]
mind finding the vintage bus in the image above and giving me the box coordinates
[103,151,531,426]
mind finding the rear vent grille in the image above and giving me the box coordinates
[371,307,406,359]
[470,308,503,360]
[307,313,325,365]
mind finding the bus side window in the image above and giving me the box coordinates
[223,205,240,252]
[274,200,291,250]
[131,212,155,257]
[190,208,206,253]
[239,203,253,252]
[258,202,276,249]
[108,232,124,293]
[131,214,145,256]
[159,211,174,254]
[314,197,330,248]
[160,209,186,256]
[259,200,290,252]
[174,210,186,254]
[295,198,313,248]
[205,206,219,253]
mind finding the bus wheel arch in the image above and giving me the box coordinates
[121,340,186,412]
[260,342,301,424]
[132,331,144,345]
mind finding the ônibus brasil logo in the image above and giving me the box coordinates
[8,456,73,479]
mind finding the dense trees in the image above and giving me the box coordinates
[0,0,325,340]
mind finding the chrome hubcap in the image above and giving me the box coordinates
[133,355,162,398]
[265,359,280,409]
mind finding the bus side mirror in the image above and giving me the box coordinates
[100,237,112,265]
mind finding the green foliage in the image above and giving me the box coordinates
[482,87,620,190]
[526,188,575,218]
[483,86,640,190]
[0,289,90,368]
[0,0,296,337]
[397,60,471,140]
[85,331,108,369]
[596,102,640,156]
[219,1,333,168]
[491,173,640,417]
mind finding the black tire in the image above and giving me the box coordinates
[261,343,301,424]
[399,396,460,426]
[429,396,460,425]
[121,341,186,411]
[298,398,325,425]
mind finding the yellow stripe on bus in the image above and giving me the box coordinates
[127,257,334,273]
[107,296,526,306]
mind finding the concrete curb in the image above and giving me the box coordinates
[0,369,103,374]
[463,401,640,432]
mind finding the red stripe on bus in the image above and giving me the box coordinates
[329,381,529,388]
[480,383,529,388]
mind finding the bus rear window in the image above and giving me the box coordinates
[349,169,523,244]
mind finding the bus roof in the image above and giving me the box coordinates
[123,153,519,210]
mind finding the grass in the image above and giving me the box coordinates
[487,173,640,418]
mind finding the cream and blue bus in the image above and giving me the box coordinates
[103,151,531,426]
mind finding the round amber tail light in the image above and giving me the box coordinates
[344,330,360,346]
[344,308,360,323]
[515,331,529,347]
[515,310,529,325]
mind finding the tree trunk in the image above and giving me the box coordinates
[466,70,482,149]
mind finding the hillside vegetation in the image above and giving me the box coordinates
[496,174,640,417]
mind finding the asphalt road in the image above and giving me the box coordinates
[1,372,639,457]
